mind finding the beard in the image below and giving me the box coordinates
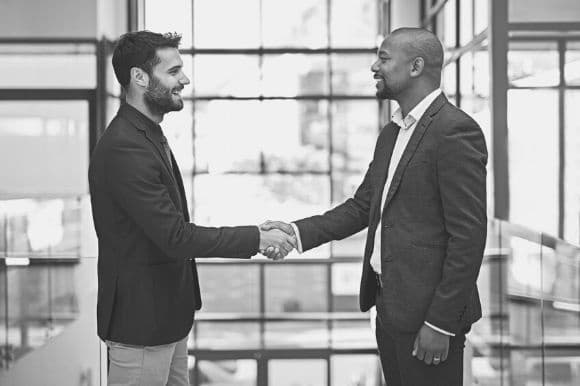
[144,74,184,115]
[375,79,398,100]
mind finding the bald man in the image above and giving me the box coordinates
[262,28,487,385]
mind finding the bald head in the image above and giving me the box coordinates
[387,28,444,83]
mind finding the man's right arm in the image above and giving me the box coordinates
[262,160,375,253]
[105,140,262,259]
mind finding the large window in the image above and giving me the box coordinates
[138,1,385,385]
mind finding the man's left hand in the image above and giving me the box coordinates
[412,324,449,365]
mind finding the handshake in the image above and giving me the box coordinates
[258,221,297,261]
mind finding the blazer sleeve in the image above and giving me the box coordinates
[294,161,374,251]
[105,138,260,260]
[425,122,488,334]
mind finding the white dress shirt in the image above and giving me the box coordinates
[292,88,453,336]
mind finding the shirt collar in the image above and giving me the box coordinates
[391,88,442,130]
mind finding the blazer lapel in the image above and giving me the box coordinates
[370,122,400,226]
[170,151,190,221]
[382,94,447,210]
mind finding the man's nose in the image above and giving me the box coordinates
[181,75,191,85]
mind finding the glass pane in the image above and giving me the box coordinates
[265,264,327,313]
[193,55,260,97]
[331,101,379,173]
[106,97,121,131]
[331,355,383,386]
[268,359,327,385]
[331,320,375,349]
[265,322,329,348]
[194,100,329,173]
[508,42,559,87]
[459,0,474,46]
[474,0,489,36]
[197,359,257,386]
[331,54,376,95]
[192,174,332,259]
[565,42,580,86]
[195,321,260,349]
[330,0,378,47]
[508,90,559,235]
[0,101,89,198]
[193,0,260,48]
[0,44,96,89]
[442,61,457,99]
[542,242,580,345]
[510,349,543,385]
[0,198,83,256]
[196,264,260,314]
[262,0,327,48]
[565,91,580,244]
[543,348,580,385]
[6,258,98,365]
[263,54,328,96]
[507,236,543,346]
[509,0,580,23]
[144,0,192,47]
[331,263,361,311]
[0,263,5,369]
[437,0,456,49]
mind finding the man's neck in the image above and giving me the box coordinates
[125,94,164,124]
[396,85,438,118]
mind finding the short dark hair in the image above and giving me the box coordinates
[112,30,182,88]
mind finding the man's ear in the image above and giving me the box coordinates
[130,67,149,88]
[410,57,425,78]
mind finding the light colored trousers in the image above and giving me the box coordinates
[106,335,189,386]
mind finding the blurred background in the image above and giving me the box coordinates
[0,0,579,385]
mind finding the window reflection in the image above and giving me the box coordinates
[262,54,328,96]
[330,0,377,47]
[195,322,260,349]
[565,43,580,86]
[194,100,329,173]
[144,0,192,47]
[196,265,260,314]
[0,101,89,198]
[331,101,378,173]
[265,322,329,348]
[262,0,327,48]
[0,44,96,89]
[508,42,559,87]
[196,359,257,386]
[268,359,327,386]
[193,0,260,48]
[331,54,376,96]
[565,91,580,244]
[508,90,559,236]
[193,55,260,97]
[265,264,327,313]
[331,355,383,386]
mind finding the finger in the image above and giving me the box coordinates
[415,346,425,361]
[432,355,441,366]
[259,220,274,231]
[412,336,418,357]
[423,351,433,365]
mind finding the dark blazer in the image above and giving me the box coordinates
[295,94,487,335]
[89,104,259,346]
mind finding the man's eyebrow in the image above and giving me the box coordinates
[167,64,182,72]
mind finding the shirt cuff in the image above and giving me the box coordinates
[290,223,303,253]
[424,321,455,337]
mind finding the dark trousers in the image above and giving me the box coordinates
[375,286,466,385]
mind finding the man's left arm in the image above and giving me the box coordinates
[425,121,488,334]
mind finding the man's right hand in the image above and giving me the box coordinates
[259,221,296,260]
[258,227,296,260]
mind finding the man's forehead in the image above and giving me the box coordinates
[155,47,182,67]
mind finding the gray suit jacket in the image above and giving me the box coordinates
[295,94,487,334]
